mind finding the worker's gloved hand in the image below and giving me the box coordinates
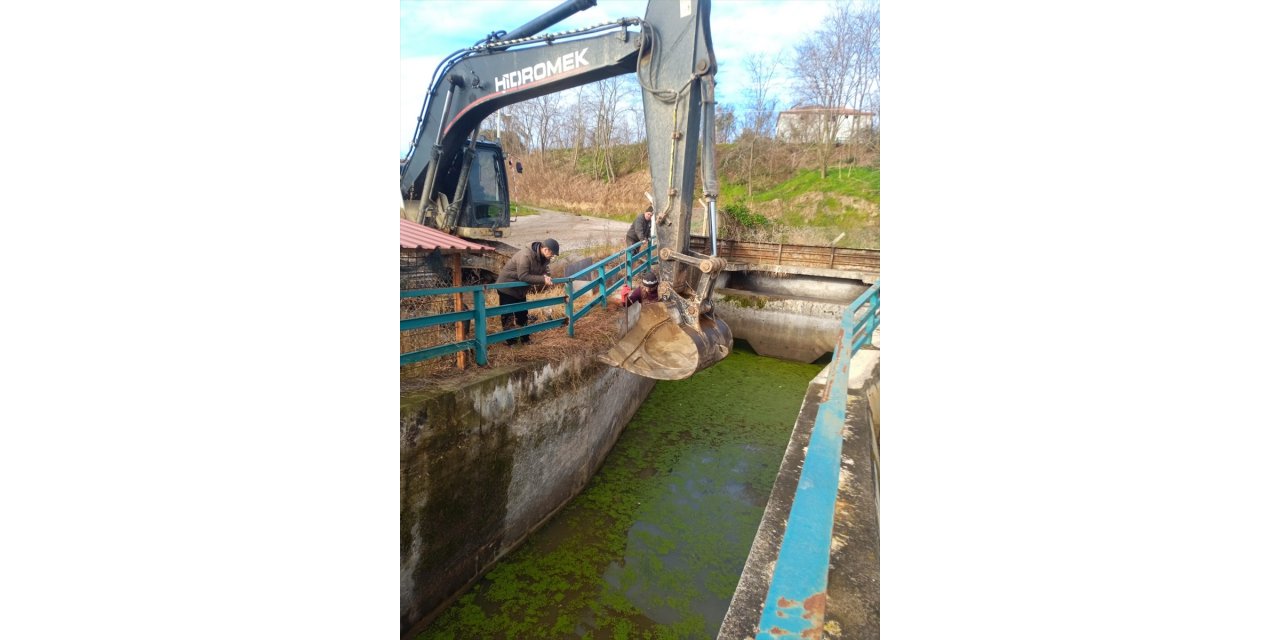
[617,284,632,305]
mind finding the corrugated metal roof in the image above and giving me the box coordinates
[400,218,495,252]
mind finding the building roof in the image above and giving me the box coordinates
[399,218,495,253]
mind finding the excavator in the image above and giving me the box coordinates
[400,0,730,380]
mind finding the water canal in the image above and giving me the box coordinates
[417,349,823,640]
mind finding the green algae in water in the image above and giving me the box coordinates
[418,349,822,640]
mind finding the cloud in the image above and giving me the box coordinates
[401,56,438,156]
[402,0,616,58]
[711,0,843,109]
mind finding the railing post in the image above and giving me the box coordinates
[473,288,488,366]
[870,289,880,340]
[598,265,608,306]
[565,280,575,338]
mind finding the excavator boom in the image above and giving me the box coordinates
[598,0,731,379]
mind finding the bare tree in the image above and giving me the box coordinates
[542,88,576,152]
[743,52,782,138]
[743,52,783,200]
[614,77,644,146]
[505,93,564,160]
[715,103,738,144]
[848,6,880,144]
[790,0,880,177]
[586,76,634,181]
[567,86,588,167]
[491,107,529,155]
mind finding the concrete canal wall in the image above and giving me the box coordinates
[400,335,655,637]
[713,270,872,363]
[718,348,880,640]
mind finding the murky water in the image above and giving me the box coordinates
[418,349,822,640]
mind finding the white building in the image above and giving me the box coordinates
[775,106,876,143]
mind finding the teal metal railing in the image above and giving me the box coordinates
[753,280,880,639]
[400,241,655,367]
[561,240,653,338]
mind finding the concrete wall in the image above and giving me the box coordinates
[722,270,870,302]
[400,351,655,637]
[824,362,881,639]
[718,350,880,640]
[714,287,872,364]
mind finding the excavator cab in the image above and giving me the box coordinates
[405,140,511,235]
[461,141,511,232]
[438,140,511,233]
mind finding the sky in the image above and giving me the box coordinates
[400,0,850,155]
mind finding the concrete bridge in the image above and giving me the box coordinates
[690,236,878,364]
[689,235,878,280]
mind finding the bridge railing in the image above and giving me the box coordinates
[561,240,654,337]
[752,280,880,639]
[400,241,655,367]
[688,235,880,273]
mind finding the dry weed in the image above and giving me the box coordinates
[400,300,627,393]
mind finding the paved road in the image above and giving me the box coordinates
[502,207,631,255]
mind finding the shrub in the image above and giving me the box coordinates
[722,203,770,230]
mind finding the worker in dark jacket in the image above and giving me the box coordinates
[619,269,661,307]
[625,205,654,247]
[496,238,560,345]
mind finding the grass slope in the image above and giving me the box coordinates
[511,141,879,249]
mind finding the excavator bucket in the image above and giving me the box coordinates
[600,302,733,380]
